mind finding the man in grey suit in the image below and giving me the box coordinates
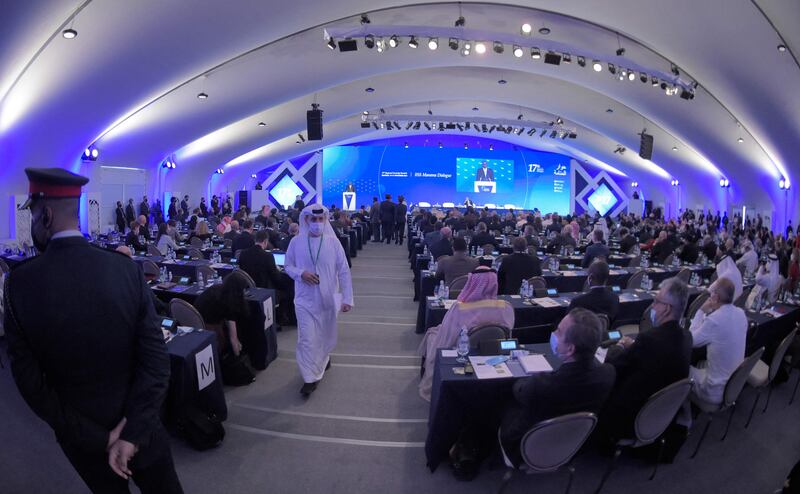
[435,237,479,284]
[581,229,610,268]
[424,222,444,249]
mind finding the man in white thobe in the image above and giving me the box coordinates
[736,241,758,276]
[285,205,353,396]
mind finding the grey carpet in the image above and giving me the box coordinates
[1,242,798,493]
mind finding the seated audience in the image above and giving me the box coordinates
[190,220,213,242]
[279,223,299,251]
[418,267,514,401]
[581,229,610,268]
[238,230,285,290]
[125,221,146,252]
[429,226,454,261]
[701,235,717,261]
[497,237,542,295]
[788,248,800,293]
[469,222,496,253]
[601,277,692,439]
[424,222,444,248]
[232,219,255,254]
[137,214,151,240]
[651,231,674,264]
[737,241,758,276]
[156,222,179,255]
[678,238,700,264]
[618,227,637,253]
[755,254,783,304]
[499,308,616,467]
[567,260,620,328]
[435,237,479,284]
[688,277,747,405]
[166,219,182,243]
[716,255,744,300]
[193,272,251,356]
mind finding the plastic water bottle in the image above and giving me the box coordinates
[443,285,450,300]
[456,327,470,363]
[438,280,446,300]
[198,272,205,288]
[520,279,528,297]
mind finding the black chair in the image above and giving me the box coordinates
[626,270,646,290]
[745,328,797,427]
[468,324,510,347]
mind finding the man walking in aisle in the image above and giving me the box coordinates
[380,194,396,244]
[285,205,354,396]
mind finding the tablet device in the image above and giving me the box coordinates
[161,318,177,332]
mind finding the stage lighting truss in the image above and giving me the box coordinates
[323,25,696,100]
[358,112,577,140]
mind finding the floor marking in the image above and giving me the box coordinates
[227,423,425,448]
[276,357,418,370]
[232,403,427,423]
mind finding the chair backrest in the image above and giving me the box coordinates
[482,244,494,256]
[187,248,203,260]
[686,291,710,321]
[639,302,654,333]
[723,347,765,407]
[147,244,162,256]
[675,268,692,283]
[169,298,206,329]
[141,260,160,281]
[468,324,509,347]
[769,328,798,382]
[229,268,256,288]
[190,236,204,248]
[528,276,547,290]
[628,255,641,268]
[223,238,233,249]
[733,286,752,309]
[520,412,597,472]
[663,254,675,267]
[596,313,610,334]
[0,258,9,274]
[627,270,646,290]
[633,378,693,444]
[448,275,469,292]
[234,249,243,260]
[196,265,217,283]
[627,244,639,254]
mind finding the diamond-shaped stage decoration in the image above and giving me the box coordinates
[270,175,303,209]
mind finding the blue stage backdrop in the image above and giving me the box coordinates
[322,141,571,213]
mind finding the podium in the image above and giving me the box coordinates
[474,181,496,193]
[342,191,356,211]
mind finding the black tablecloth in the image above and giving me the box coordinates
[165,330,227,422]
[133,256,236,282]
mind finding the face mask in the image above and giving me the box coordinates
[308,222,323,235]
[650,307,658,326]
[549,333,561,360]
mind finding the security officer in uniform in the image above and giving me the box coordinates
[3,168,183,493]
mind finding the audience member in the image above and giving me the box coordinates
[429,226,454,260]
[189,220,213,242]
[238,230,285,290]
[125,221,146,252]
[279,223,299,251]
[755,254,783,304]
[232,220,256,254]
[737,241,758,276]
[469,222,496,254]
[193,272,251,357]
[581,229,610,268]
[497,237,542,295]
[435,237,479,284]
[716,255,744,300]
[380,194,396,244]
[156,222,179,255]
[618,227,637,253]
[567,260,620,328]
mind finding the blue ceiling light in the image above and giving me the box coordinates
[82,146,99,161]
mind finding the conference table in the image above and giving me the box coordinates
[133,255,237,282]
[425,300,800,470]
[152,283,279,370]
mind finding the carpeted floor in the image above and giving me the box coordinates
[1,241,798,493]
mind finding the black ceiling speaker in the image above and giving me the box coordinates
[307,104,323,140]
[338,39,358,52]
[639,132,654,160]
[544,52,562,65]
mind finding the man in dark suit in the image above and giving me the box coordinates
[167,197,178,220]
[435,237,479,284]
[568,260,620,329]
[199,197,208,217]
[369,197,381,242]
[238,230,285,290]
[475,161,495,182]
[701,235,717,261]
[601,277,692,439]
[581,229,610,268]
[4,168,182,493]
[380,194,396,244]
[138,196,150,220]
[618,227,637,253]
[468,222,497,255]
[678,238,700,264]
[497,237,542,295]
[125,199,136,226]
[394,195,408,245]
[293,195,305,211]
[499,308,616,467]
[429,227,454,261]
[424,222,444,249]
[115,201,126,233]
[232,219,255,254]
[126,221,147,252]
[180,195,189,216]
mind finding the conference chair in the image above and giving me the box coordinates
[595,378,693,493]
[141,260,160,282]
[686,291,710,322]
[497,412,598,494]
[511,324,555,344]
[663,254,675,267]
[733,286,752,309]
[187,248,203,260]
[785,324,800,405]
[196,265,217,284]
[147,244,162,256]
[169,298,206,330]
[190,236,204,248]
[690,347,764,459]
[675,268,692,283]
[223,239,233,249]
[468,324,509,348]
[229,268,256,288]
[448,275,469,299]
[616,302,654,337]
[628,255,641,268]
[527,276,547,291]
[745,328,797,427]
[597,314,610,336]
[234,249,243,260]
[626,270,646,290]
[482,244,495,256]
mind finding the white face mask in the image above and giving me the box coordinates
[308,222,323,236]
[650,307,658,326]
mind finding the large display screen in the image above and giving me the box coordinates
[322,143,570,213]
[587,183,616,216]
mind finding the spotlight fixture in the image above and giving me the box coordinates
[489,144,494,151]
[408,36,418,48]
[376,38,385,52]
[380,122,385,129]
[464,143,468,149]
[737,137,744,143]
[555,117,564,125]
[215,168,224,174]
[779,179,791,190]
[424,122,431,130]
[364,35,375,49]
[592,60,603,72]
[671,64,680,76]
[544,52,562,65]
[497,79,507,85]
[62,28,77,39]
[521,23,532,34]
[616,47,626,56]
[549,130,558,138]
[628,71,636,81]
[608,63,616,74]
[404,142,409,148]
[258,121,266,126]
[251,174,257,179]
[640,72,648,83]
[360,14,370,24]
[631,181,639,187]
[428,37,438,50]
[680,88,695,100]
[465,122,471,130]
[475,42,486,54]
[652,76,660,86]
[83,147,99,161]
[527,128,536,136]
[379,108,385,114]
[327,37,337,50]
[720,178,731,188]
[531,47,542,59]
[413,122,421,130]
[513,45,523,58]
[493,41,504,54]
[778,44,787,52]
[439,142,443,148]
[388,35,398,48]
[365,87,375,93]
[455,16,466,27]
[517,113,524,120]
[606,108,614,113]
[670,179,680,186]
[91,148,99,158]
[449,38,459,50]
[577,56,586,67]
[197,92,208,99]
[298,133,305,142]
[461,42,471,56]
[372,122,379,130]
[540,129,547,137]
[672,146,678,151]
[563,53,572,64]
[405,122,413,130]
[472,107,479,111]
[539,27,551,35]
[361,122,371,128]
[427,109,433,115]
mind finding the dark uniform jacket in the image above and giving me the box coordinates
[125,203,135,224]
[379,200,396,223]
[115,206,126,232]
[4,236,170,454]
[497,252,542,295]
[567,287,621,327]
[232,231,255,254]
[238,245,285,290]
[139,200,150,218]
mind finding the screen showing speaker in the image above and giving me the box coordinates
[322,143,570,213]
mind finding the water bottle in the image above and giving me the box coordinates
[526,282,533,299]
[456,327,470,363]
[198,272,204,288]
[167,270,173,282]
[444,285,450,300]
[520,279,527,297]
[434,283,440,299]
[438,280,446,300]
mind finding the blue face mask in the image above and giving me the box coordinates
[550,333,560,360]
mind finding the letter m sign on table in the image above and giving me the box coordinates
[195,345,216,391]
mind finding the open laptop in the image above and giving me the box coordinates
[272,252,286,267]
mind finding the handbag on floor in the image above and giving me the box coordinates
[176,405,225,451]
[221,352,256,386]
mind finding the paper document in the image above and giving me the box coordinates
[441,349,458,357]
[442,300,456,309]
[533,297,561,308]
[468,356,512,379]
[518,354,553,374]
[562,271,580,277]
[595,347,608,363]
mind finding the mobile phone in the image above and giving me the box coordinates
[607,330,622,340]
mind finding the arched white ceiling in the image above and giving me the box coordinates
[1,0,797,226]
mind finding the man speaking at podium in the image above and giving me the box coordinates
[475,161,495,182]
